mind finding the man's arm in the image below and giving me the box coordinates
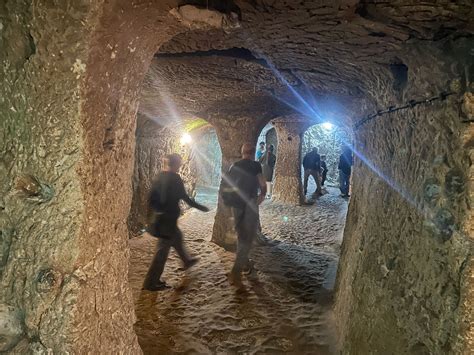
[177,177,209,212]
[257,173,267,205]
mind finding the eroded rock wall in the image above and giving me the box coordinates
[1,1,186,353]
[0,2,91,352]
[335,40,473,354]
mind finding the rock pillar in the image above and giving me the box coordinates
[272,116,311,205]
[211,117,265,250]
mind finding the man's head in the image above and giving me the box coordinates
[321,154,326,160]
[164,153,182,172]
[241,143,256,159]
[259,141,265,150]
[312,147,318,153]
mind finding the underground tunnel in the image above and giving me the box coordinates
[0,1,473,354]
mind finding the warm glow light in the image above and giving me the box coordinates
[180,133,192,145]
[322,122,333,130]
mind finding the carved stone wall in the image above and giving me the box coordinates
[0,1,185,353]
[334,43,473,354]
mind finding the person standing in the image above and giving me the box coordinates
[338,147,353,197]
[259,144,276,198]
[256,141,265,161]
[320,155,328,186]
[143,153,209,291]
[302,147,322,197]
[226,143,267,287]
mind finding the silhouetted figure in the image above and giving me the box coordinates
[224,143,267,288]
[338,147,353,197]
[260,144,276,198]
[320,155,328,186]
[143,154,209,291]
[256,141,265,161]
[303,147,322,196]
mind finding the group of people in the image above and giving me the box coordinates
[303,146,353,198]
[142,143,266,291]
[142,142,353,291]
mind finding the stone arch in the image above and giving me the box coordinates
[301,122,352,192]
[127,115,222,237]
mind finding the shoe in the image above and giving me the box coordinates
[242,261,255,275]
[178,258,199,271]
[228,272,244,288]
[255,233,268,245]
[142,281,171,291]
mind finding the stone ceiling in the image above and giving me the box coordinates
[137,0,473,129]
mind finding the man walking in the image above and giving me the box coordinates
[227,143,267,287]
[338,147,353,197]
[302,147,322,197]
[143,153,209,291]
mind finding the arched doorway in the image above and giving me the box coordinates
[301,122,352,199]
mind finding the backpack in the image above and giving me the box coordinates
[146,183,168,239]
[221,166,245,208]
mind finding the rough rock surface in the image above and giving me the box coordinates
[0,1,187,353]
[335,65,473,353]
[129,187,347,354]
[1,0,473,353]
[0,304,23,352]
[272,116,312,205]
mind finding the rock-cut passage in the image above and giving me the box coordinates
[129,187,347,354]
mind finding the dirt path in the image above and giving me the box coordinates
[129,187,347,354]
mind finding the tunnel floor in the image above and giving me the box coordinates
[129,186,347,354]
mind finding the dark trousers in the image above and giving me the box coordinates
[321,171,327,186]
[143,227,191,288]
[339,170,351,195]
[232,199,259,274]
[303,168,322,195]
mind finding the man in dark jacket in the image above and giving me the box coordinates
[302,147,322,197]
[338,147,353,197]
[228,143,267,287]
[143,153,209,291]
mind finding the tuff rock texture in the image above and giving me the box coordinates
[0,0,187,353]
[1,0,473,354]
[334,45,473,354]
[0,304,23,352]
[272,116,311,205]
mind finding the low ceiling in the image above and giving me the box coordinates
[137,0,473,129]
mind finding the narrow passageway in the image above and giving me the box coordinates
[129,188,347,354]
